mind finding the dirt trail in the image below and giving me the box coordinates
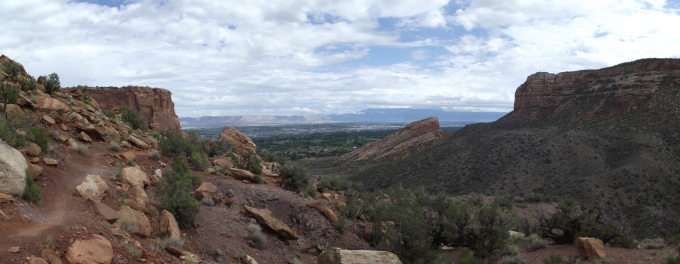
[2,144,110,240]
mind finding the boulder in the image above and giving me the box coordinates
[123,198,154,215]
[75,174,109,201]
[159,210,181,240]
[194,182,218,202]
[113,205,151,238]
[79,131,92,143]
[87,199,119,223]
[212,157,234,168]
[0,192,14,203]
[76,125,106,142]
[0,141,28,196]
[42,157,58,166]
[65,234,113,264]
[57,133,69,143]
[240,255,259,264]
[36,96,69,113]
[41,114,55,125]
[127,134,150,149]
[67,138,78,149]
[121,151,136,162]
[28,257,48,264]
[218,127,257,154]
[318,248,402,264]
[26,143,42,157]
[319,206,339,225]
[0,104,25,116]
[226,168,256,181]
[509,230,525,239]
[60,123,69,131]
[121,166,149,189]
[244,206,300,240]
[577,237,606,260]
[40,248,62,264]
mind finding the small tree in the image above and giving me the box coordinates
[155,159,201,228]
[19,75,37,91]
[1,61,23,81]
[23,169,41,204]
[43,73,61,94]
[120,106,148,131]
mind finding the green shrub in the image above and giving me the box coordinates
[207,139,231,157]
[1,61,23,80]
[317,177,331,192]
[501,245,520,256]
[0,113,30,148]
[668,234,680,245]
[157,236,184,249]
[110,142,120,152]
[103,110,115,119]
[1,83,19,104]
[612,235,637,249]
[43,73,61,94]
[646,244,665,249]
[159,130,193,158]
[201,197,215,206]
[189,151,209,171]
[280,162,312,191]
[499,255,526,264]
[458,250,478,264]
[528,238,549,251]
[76,144,88,155]
[238,151,262,175]
[539,199,629,245]
[248,224,266,250]
[155,160,201,228]
[120,106,148,131]
[23,169,41,204]
[543,254,563,264]
[19,76,37,91]
[492,195,514,210]
[668,255,680,264]
[148,150,161,161]
[334,217,347,233]
[81,99,93,107]
[254,174,263,184]
[26,127,50,153]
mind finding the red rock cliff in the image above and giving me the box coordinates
[507,58,680,123]
[84,87,181,133]
[515,59,680,110]
[338,117,449,163]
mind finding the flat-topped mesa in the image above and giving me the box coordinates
[84,87,181,133]
[514,58,680,110]
[338,117,449,163]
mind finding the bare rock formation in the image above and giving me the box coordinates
[338,117,449,163]
[82,86,181,132]
[114,205,151,238]
[0,141,28,197]
[318,248,402,264]
[577,237,607,260]
[508,58,680,124]
[159,210,181,240]
[218,127,256,154]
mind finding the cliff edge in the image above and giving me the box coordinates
[84,86,182,133]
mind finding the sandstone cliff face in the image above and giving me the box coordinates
[338,117,449,163]
[83,87,181,133]
[509,59,680,124]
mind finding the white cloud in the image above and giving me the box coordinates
[0,0,679,117]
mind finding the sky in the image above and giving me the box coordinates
[1,0,679,117]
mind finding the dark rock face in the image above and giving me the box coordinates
[84,87,181,133]
[351,59,680,238]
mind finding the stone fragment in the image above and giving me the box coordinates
[28,256,48,264]
[42,157,58,166]
[87,199,119,223]
[41,114,55,125]
[577,237,606,260]
[212,157,234,168]
[319,206,339,225]
[28,163,42,177]
[244,206,300,240]
[76,174,109,201]
[127,134,150,149]
[226,168,256,181]
[40,248,62,264]
[318,248,402,264]
[7,246,19,253]
[60,123,69,131]
[26,143,42,157]
[65,234,113,264]
[159,210,181,240]
[194,182,218,202]
[113,205,151,238]
[121,151,136,162]
[79,131,92,143]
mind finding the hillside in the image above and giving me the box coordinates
[349,58,680,238]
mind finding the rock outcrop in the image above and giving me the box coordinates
[244,206,300,240]
[218,127,256,154]
[0,141,28,197]
[113,205,151,238]
[338,117,449,163]
[65,234,114,264]
[577,237,606,260]
[509,58,680,124]
[82,86,181,132]
[318,248,402,264]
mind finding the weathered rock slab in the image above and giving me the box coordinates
[244,206,300,240]
[0,141,28,196]
[65,234,113,264]
[75,174,109,201]
[577,237,606,260]
[318,248,402,264]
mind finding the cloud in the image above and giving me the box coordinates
[0,0,679,117]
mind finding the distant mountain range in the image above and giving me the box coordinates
[179,108,508,127]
